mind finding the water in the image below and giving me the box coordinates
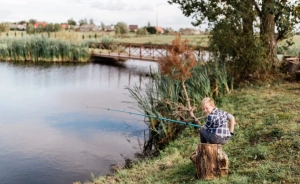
[0,60,157,184]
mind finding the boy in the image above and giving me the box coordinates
[200,97,236,145]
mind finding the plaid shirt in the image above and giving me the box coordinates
[203,107,231,137]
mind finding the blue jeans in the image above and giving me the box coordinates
[200,128,230,145]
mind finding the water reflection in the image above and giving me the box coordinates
[0,60,157,184]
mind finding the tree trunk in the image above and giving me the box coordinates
[261,0,278,64]
[181,79,199,124]
[190,144,229,180]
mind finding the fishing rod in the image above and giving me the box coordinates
[86,106,202,128]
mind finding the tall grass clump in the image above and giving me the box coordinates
[127,35,232,150]
[0,35,89,62]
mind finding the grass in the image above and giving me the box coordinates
[1,30,209,46]
[76,81,300,184]
[113,34,210,47]
[0,35,89,62]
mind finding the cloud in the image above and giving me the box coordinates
[90,0,153,11]
[91,0,127,11]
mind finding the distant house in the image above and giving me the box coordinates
[9,23,18,30]
[164,27,175,35]
[9,23,27,30]
[105,25,115,32]
[61,24,70,29]
[79,24,98,32]
[34,22,46,28]
[129,25,138,32]
[155,26,164,34]
[180,28,201,35]
[18,23,27,30]
[72,25,80,31]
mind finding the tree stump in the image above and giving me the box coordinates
[296,70,300,81]
[190,144,229,180]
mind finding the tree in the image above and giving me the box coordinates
[18,20,27,25]
[28,19,37,25]
[136,27,148,36]
[44,23,54,32]
[115,26,121,36]
[168,0,300,73]
[115,22,129,38]
[67,18,77,26]
[89,18,94,25]
[53,23,61,32]
[0,23,9,32]
[26,23,35,34]
[100,22,105,31]
[146,26,157,34]
[159,34,199,124]
[78,18,88,26]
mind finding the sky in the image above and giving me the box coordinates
[0,0,207,31]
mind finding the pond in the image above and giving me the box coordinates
[0,60,157,184]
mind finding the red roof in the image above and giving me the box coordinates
[34,22,46,28]
[61,24,69,29]
[155,26,164,33]
[129,25,138,31]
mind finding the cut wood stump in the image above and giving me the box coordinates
[190,143,229,180]
[296,70,300,81]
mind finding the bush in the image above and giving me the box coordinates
[146,26,157,34]
[136,28,148,36]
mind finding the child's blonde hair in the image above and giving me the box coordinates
[201,97,215,107]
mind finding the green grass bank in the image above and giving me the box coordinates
[76,81,300,184]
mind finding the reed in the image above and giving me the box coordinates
[127,60,232,148]
[0,35,89,62]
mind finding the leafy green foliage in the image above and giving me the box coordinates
[115,22,129,38]
[0,23,9,32]
[169,0,300,80]
[136,28,148,36]
[146,26,157,34]
[209,19,267,80]
[67,18,77,26]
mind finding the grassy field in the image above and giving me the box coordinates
[74,81,300,184]
[1,30,210,46]
[113,34,210,46]
[5,30,300,50]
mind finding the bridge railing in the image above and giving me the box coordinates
[90,42,210,61]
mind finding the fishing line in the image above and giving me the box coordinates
[86,106,202,128]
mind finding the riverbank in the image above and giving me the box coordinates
[76,80,300,184]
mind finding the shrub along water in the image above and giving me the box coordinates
[127,60,232,151]
[125,35,233,151]
[0,35,89,62]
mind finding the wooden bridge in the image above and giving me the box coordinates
[90,42,210,62]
